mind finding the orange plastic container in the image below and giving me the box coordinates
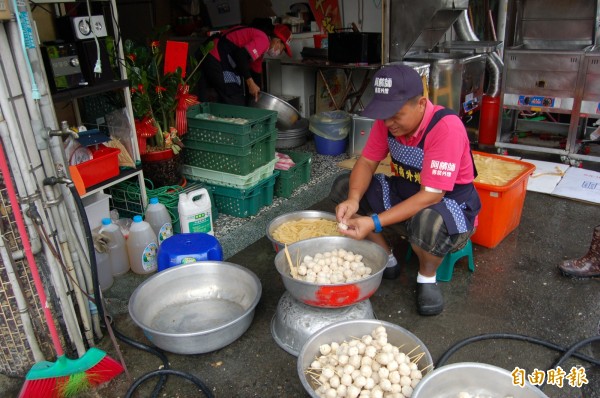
[76,145,121,188]
[471,151,536,248]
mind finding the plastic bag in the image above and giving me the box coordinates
[309,110,351,140]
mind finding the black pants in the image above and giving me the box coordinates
[197,54,247,106]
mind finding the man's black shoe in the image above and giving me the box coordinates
[383,264,401,279]
[416,282,444,315]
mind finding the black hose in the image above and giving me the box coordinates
[125,369,215,398]
[553,335,600,369]
[67,184,104,322]
[436,333,600,370]
[112,327,170,398]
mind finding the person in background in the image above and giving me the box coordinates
[558,224,600,278]
[197,23,292,105]
[329,64,481,316]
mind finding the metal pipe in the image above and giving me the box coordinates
[497,0,508,58]
[453,10,503,97]
[5,6,98,345]
[0,23,85,356]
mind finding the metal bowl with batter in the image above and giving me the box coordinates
[128,261,261,355]
[266,210,339,253]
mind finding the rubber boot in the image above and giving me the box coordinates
[558,225,600,278]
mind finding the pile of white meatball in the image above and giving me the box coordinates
[294,249,373,284]
[305,326,427,398]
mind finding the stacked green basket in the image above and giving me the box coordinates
[183,103,279,217]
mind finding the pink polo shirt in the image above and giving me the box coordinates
[209,27,270,74]
[362,100,475,191]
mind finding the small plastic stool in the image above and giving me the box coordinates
[405,239,475,282]
[157,233,223,272]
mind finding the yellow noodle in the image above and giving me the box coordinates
[473,154,526,186]
[272,218,343,244]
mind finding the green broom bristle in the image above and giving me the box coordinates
[57,372,92,397]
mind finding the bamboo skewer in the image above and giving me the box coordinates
[284,244,298,278]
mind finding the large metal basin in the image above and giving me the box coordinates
[266,210,339,253]
[128,261,261,354]
[249,92,301,130]
[274,236,388,308]
[412,362,549,398]
[298,319,433,398]
[270,291,375,356]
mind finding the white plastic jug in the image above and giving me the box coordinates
[94,249,114,291]
[99,218,130,276]
[145,197,173,245]
[178,188,214,235]
[127,215,158,274]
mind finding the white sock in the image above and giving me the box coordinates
[417,272,436,284]
[385,253,398,268]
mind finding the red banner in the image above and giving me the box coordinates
[308,0,343,33]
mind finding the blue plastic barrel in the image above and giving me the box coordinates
[157,233,223,272]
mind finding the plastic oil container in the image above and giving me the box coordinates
[178,188,214,235]
[127,215,158,274]
[99,218,130,276]
[94,249,114,292]
[145,197,173,245]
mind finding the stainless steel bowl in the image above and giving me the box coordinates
[266,210,338,253]
[274,236,388,308]
[411,362,549,398]
[250,92,301,130]
[298,319,434,398]
[128,261,261,355]
[270,291,375,357]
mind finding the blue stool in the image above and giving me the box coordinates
[157,233,223,272]
[405,239,474,282]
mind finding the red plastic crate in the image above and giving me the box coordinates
[76,145,120,188]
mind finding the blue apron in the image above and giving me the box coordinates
[369,108,481,235]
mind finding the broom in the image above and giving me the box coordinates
[0,142,123,397]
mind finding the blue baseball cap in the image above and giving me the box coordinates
[361,64,424,120]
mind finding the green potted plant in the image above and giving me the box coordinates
[124,26,210,187]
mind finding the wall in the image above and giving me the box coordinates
[272,0,382,32]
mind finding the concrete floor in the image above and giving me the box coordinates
[1,146,599,398]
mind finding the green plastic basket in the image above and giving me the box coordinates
[107,180,218,233]
[207,171,279,218]
[182,130,276,175]
[186,102,277,146]
[274,151,312,198]
[183,157,277,189]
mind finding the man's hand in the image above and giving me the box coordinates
[336,199,359,226]
[246,78,260,102]
[338,215,375,240]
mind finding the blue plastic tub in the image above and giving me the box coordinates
[157,233,223,272]
[314,135,348,155]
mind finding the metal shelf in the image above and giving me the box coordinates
[81,167,143,199]
[51,80,129,103]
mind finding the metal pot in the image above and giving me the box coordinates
[266,210,338,252]
[250,92,301,130]
[274,236,388,308]
[128,261,261,354]
[411,362,549,398]
[270,291,375,356]
[297,319,434,398]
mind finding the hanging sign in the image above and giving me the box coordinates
[308,0,343,33]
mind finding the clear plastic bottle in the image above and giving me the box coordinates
[94,249,114,291]
[127,215,158,274]
[145,197,173,245]
[99,218,130,276]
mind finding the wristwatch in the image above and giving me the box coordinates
[371,214,383,233]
